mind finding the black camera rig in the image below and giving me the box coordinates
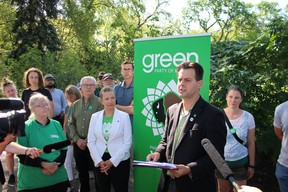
[0,98,26,142]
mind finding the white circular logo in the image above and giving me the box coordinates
[141,80,180,136]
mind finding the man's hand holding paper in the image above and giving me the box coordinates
[133,160,177,170]
[146,152,160,162]
[169,164,191,178]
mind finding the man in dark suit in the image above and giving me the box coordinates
[147,62,227,192]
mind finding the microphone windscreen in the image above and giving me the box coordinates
[201,138,233,180]
[43,140,71,153]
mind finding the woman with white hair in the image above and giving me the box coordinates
[17,93,69,192]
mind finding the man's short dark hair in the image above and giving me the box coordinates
[176,62,204,81]
[121,60,134,70]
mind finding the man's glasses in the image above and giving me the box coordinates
[98,76,104,80]
[81,84,96,88]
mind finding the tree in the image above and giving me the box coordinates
[210,16,288,190]
[211,15,288,152]
[62,0,104,71]
[9,0,61,59]
[61,0,172,78]
[0,1,15,57]
[95,0,171,64]
[183,0,258,42]
[0,1,15,79]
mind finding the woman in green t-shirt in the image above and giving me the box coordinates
[17,93,69,192]
[88,86,132,192]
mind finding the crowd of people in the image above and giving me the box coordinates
[0,60,134,192]
[0,59,285,192]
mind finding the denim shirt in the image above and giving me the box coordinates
[114,80,134,125]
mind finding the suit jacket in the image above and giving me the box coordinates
[156,96,227,192]
[87,108,132,167]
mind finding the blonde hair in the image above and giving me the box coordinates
[65,85,82,104]
[1,77,17,97]
[1,77,15,91]
[99,86,115,99]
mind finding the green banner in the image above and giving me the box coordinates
[133,34,211,191]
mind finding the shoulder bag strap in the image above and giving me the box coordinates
[222,109,244,145]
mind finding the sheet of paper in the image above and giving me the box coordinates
[133,160,177,170]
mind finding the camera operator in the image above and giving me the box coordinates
[1,78,42,191]
[1,77,18,186]
[0,133,40,192]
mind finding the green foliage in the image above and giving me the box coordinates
[5,47,89,92]
[183,0,271,42]
[0,1,287,178]
[63,0,102,66]
[43,49,89,90]
[210,16,288,164]
[0,2,15,56]
[6,47,44,91]
[60,0,172,79]
[9,0,61,59]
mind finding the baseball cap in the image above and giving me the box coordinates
[44,74,55,80]
[102,73,114,81]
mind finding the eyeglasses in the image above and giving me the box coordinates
[98,76,103,80]
[35,104,49,108]
[81,84,96,88]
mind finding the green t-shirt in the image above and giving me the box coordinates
[17,119,68,190]
[102,115,113,152]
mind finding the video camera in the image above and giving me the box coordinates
[0,98,26,142]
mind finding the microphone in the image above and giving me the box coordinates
[43,140,71,153]
[201,138,240,191]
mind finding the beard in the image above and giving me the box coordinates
[46,84,55,88]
